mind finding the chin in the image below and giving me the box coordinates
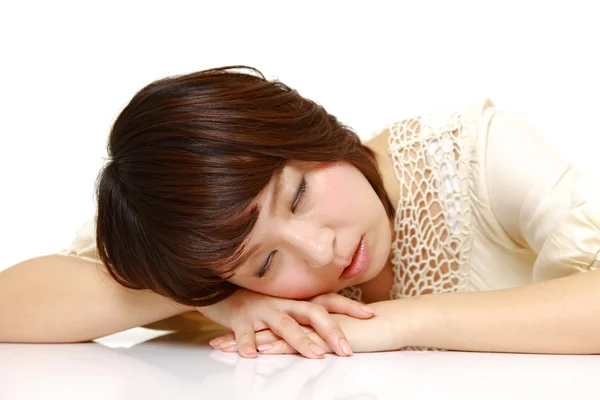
[363,240,392,283]
[359,262,384,285]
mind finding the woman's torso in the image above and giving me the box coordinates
[344,98,538,304]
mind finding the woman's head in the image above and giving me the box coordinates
[95,65,394,307]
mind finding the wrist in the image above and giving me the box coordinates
[370,297,424,350]
[399,296,429,347]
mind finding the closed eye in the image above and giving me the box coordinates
[256,176,308,278]
[257,251,275,278]
[291,177,307,212]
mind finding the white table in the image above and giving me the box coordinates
[2,327,600,400]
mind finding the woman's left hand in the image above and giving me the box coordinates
[213,323,330,355]
[212,305,407,355]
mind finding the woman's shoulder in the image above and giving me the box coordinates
[367,97,494,149]
[363,97,496,211]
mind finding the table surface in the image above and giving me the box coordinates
[2,326,600,400]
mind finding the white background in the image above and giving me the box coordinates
[1,0,599,271]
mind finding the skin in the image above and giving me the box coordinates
[228,131,399,303]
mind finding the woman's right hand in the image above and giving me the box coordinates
[197,288,374,359]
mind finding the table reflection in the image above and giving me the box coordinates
[2,328,600,400]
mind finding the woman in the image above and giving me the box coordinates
[3,66,600,358]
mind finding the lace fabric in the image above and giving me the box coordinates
[388,108,476,300]
[338,106,478,351]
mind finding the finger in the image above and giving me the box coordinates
[284,302,351,357]
[231,325,257,358]
[311,293,374,319]
[254,329,281,346]
[222,344,239,353]
[218,329,282,349]
[211,332,236,349]
[262,312,326,359]
[210,332,236,348]
[258,339,301,355]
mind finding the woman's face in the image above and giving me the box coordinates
[229,160,392,299]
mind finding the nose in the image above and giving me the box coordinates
[277,219,335,269]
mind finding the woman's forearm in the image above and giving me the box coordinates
[396,269,600,354]
[0,255,193,343]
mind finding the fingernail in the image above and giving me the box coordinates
[209,338,224,346]
[244,350,257,358]
[218,341,237,350]
[360,305,374,314]
[309,344,325,356]
[257,344,272,352]
[339,339,352,356]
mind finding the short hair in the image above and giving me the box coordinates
[95,65,394,307]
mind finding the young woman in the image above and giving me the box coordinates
[2,66,600,359]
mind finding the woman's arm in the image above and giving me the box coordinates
[1,253,373,359]
[250,269,600,354]
[0,254,193,343]
[388,268,600,354]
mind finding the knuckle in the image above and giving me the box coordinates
[231,320,250,332]
[277,314,296,328]
[310,303,327,314]
[271,315,295,335]
[285,298,308,309]
[234,330,252,341]
[298,336,316,348]
[257,299,279,314]
[310,306,331,322]
[326,326,343,338]
[310,293,329,303]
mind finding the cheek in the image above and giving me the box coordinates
[317,171,378,221]
[316,174,360,215]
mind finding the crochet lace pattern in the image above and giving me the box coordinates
[339,106,477,350]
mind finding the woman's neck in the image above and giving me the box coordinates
[364,128,400,206]
[357,131,400,303]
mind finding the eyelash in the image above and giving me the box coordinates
[257,177,307,278]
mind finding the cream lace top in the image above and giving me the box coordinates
[339,97,600,303]
[59,98,600,305]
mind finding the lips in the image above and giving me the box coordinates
[343,239,361,267]
[340,236,369,280]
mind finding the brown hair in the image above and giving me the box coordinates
[95,65,395,307]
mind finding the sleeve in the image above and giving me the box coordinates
[484,106,600,282]
[57,216,102,264]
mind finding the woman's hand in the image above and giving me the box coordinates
[213,301,413,356]
[198,288,374,359]
[215,324,332,355]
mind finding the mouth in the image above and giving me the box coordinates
[340,236,369,281]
